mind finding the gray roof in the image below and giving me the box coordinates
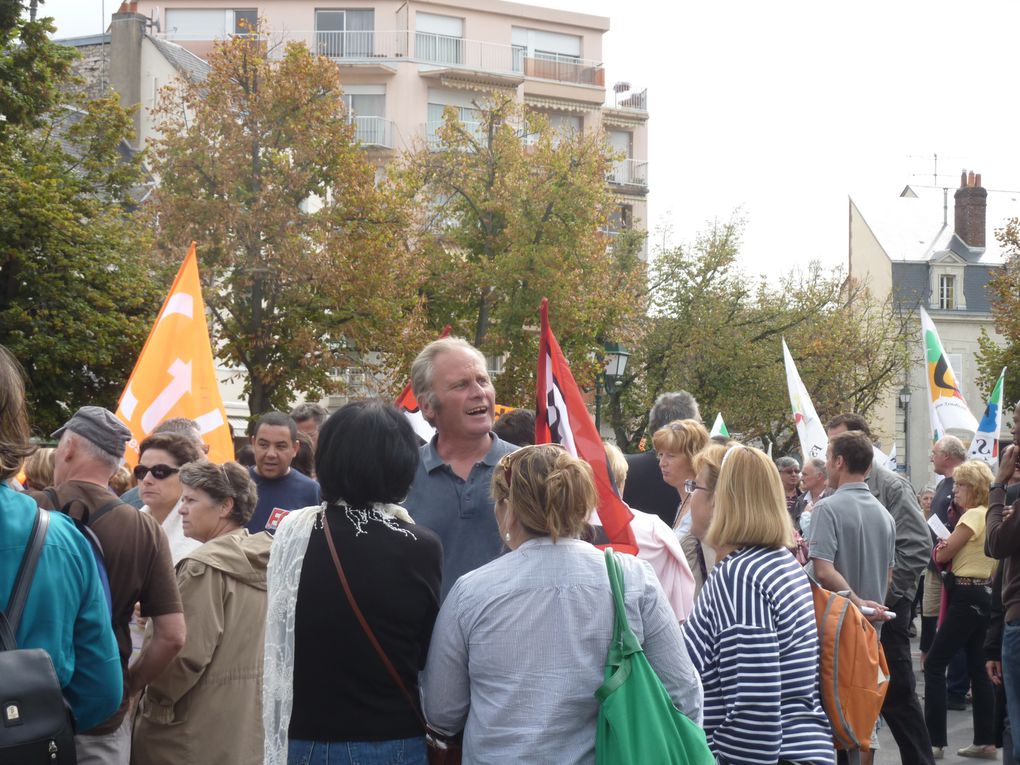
[851,184,1020,264]
[963,265,995,313]
[891,260,996,314]
[148,37,209,82]
[54,33,111,48]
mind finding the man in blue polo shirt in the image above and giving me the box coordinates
[245,411,320,533]
[403,338,516,600]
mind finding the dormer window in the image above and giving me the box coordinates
[939,274,956,310]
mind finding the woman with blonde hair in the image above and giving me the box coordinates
[423,444,702,763]
[651,419,710,530]
[21,446,55,491]
[683,445,833,764]
[683,443,730,596]
[925,458,997,759]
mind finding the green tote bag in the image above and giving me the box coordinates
[595,550,714,765]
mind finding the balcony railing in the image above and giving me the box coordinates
[607,159,648,188]
[615,88,648,111]
[350,116,394,149]
[228,29,606,86]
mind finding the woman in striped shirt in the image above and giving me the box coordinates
[683,445,834,765]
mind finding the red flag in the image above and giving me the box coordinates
[395,325,451,441]
[536,299,637,554]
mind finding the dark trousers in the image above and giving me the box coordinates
[948,648,971,700]
[881,595,936,765]
[923,584,995,748]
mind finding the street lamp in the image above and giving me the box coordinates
[595,342,630,433]
[898,385,912,476]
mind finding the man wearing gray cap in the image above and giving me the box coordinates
[30,406,185,765]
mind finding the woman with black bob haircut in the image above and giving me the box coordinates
[263,399,443,765]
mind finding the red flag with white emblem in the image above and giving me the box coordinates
[535,299,637,554]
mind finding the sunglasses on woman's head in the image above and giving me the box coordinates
[133,464,180,481]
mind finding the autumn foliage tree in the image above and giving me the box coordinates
[148,33,425,415]
[973,218,1020,406]
[609,219,912,454]
[396,94,645,405]
[0,3,161,432]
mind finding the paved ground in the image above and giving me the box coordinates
[875,620,999,764]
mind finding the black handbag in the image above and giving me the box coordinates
[0,507,78,764]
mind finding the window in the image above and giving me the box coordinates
[427,102,482,145]
[939,274,956,310]
[233,9,257,35]
[511,27,583,79]
[343,86,388,147]
[947,353,964,394]
[165,8,259,39]
[608,204,633,233]
[315,9,374,57]
[415,12,463,65]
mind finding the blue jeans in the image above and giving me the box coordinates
[287,737,427,765]
[1003,620,1020,762]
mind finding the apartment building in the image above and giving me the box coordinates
[117,0,649,246]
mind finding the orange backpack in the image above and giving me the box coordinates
[811,581,890,751]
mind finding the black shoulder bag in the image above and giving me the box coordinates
[0,507,78,764]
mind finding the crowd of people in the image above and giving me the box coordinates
[3,335,1020,764]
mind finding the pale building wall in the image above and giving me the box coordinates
[136,38,186,148]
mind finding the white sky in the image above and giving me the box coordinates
[35,0,1020,278]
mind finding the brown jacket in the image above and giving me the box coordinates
[132,529,272,765]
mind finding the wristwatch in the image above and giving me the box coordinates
[991,482,1007,492]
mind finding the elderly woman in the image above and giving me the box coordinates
[263,400,442,765]
[132,460,271,765]
[652,418,710,531]
[683,445,834,764]
[603,442,695,621]
[925,459,997,759]
[136,432,205,563]
[422,444,702,764]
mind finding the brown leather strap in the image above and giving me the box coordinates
[321,509,427,732]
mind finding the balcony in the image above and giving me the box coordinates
[271,30,605,87]
[607,159,648,189]
[350,116,394,149]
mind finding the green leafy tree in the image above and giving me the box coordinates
[396,93,645,405]
[976,219,1020,406]
[609,219,912,454]
[148,32,426,415]
[0,2,161,432]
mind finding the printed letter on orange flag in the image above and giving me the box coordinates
[535,299,637,554]
[116,243,234,465]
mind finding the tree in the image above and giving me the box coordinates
[0,2,162,433]
[608,219,912,454]
[976,219,1020,406]
[148,32,425,415]
[396,94,646,405]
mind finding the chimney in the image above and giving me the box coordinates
[109,5,146,150]
[954,168,987,248]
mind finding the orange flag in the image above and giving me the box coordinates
[116,243,234,465]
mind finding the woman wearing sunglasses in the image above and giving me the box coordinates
[136,432,205,563]
[422,443,702,764]
[133,460,271,765]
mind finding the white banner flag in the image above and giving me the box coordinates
[920,306,977,435]
[782,339,829,462]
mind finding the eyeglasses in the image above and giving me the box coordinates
[683,479,709,494]
[499,443,567,490]
[133,463,180,481]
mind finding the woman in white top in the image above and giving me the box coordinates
[422,444,702,764]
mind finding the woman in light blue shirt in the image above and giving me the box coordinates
[422,444,702,764]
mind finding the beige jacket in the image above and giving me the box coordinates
[133,529,272,765]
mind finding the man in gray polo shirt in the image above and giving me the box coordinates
[809,430,895,618]
[403,338,517,600]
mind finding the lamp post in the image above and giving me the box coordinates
[898,384,912,476]
[594,342,630,434]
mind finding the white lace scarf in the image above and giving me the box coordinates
[262,501,414,764]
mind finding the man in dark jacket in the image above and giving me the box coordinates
[622,391,700,527]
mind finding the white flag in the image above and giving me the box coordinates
[920,306,978,435]
[710,413,729,439]
[782,339,829,463]
[967,367,1007,467]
